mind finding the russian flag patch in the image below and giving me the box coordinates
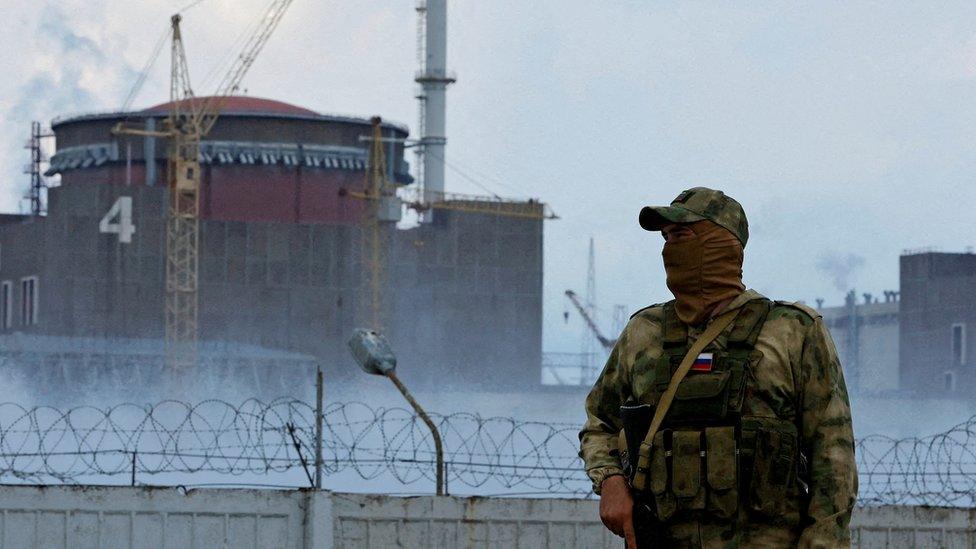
[690,352,713,372]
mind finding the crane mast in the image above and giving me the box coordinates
[165,13,201,370]
[360,117,396,332]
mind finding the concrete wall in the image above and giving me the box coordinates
[332,493,613,548]
[0,486,969,548]
[900,252,976,397]
[0,486,321,549]
[852,505,976,548]
[0,180,544,393]
[391,209,544,390]
[0,487,609,549]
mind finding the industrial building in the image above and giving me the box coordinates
[820,290,900,396]
[0,96,544,395]
[0,0,549,397]
[816,250,976,399]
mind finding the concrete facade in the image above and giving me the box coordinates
[0,485,965,548]
[390,209,543,387]
[820,291,900,395]
[0,180,543,392]
[900,252,976,397]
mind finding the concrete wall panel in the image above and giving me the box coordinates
[330,493,617,549]
[4,486,976,548]
[0,486,311,549]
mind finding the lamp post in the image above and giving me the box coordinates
[347,329,445,496]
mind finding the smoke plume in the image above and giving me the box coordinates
[0,4,138,213]
[815,252,865,292]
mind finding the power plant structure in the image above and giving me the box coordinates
[1,1,550,398]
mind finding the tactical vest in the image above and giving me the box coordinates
[637,298,802,524]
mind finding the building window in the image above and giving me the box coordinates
[952,323,967,366]
[0,281,10,329]
[945,370,956,392]
[20,276,37,326]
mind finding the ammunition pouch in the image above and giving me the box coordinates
[741,418,799,517]
[621,417,800,523]
[643,426,738,521]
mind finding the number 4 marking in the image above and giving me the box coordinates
[99,196,136,244]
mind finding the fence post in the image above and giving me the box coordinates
[130,451,136,487]
[314,365,323,490]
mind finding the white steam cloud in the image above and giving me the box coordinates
[816,252,865,292]
[0,4,138,213]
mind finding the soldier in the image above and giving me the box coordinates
[579,187,857,548]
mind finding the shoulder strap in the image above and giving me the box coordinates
[631,308,739,492]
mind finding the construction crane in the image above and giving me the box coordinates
[341,117,400,331]
[565,289,615,351]
[114,0,294,370]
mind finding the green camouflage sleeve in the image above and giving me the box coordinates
[579,337,630,494]
[797,317,858,548]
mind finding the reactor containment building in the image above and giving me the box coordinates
[0,97,544,397]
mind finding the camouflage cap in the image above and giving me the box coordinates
[639,187,749,247]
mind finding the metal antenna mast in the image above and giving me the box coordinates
[581,238,597,379]
[24,122,50,216]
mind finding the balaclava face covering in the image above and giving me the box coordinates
[662,220,745,325]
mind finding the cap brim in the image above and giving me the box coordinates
[638,205,706,231]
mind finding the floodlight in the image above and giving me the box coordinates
[348,329,397,375]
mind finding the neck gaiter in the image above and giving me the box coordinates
[662,221,745,325]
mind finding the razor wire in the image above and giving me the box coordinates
[3,399,976,505]
[0,399,588,494]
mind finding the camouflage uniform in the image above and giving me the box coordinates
[581,189,857,548]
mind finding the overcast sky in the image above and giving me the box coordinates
[2,1,976,353]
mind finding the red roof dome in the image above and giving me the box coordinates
[142,96,318,117]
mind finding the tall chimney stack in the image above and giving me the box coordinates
[415,0,455,208]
